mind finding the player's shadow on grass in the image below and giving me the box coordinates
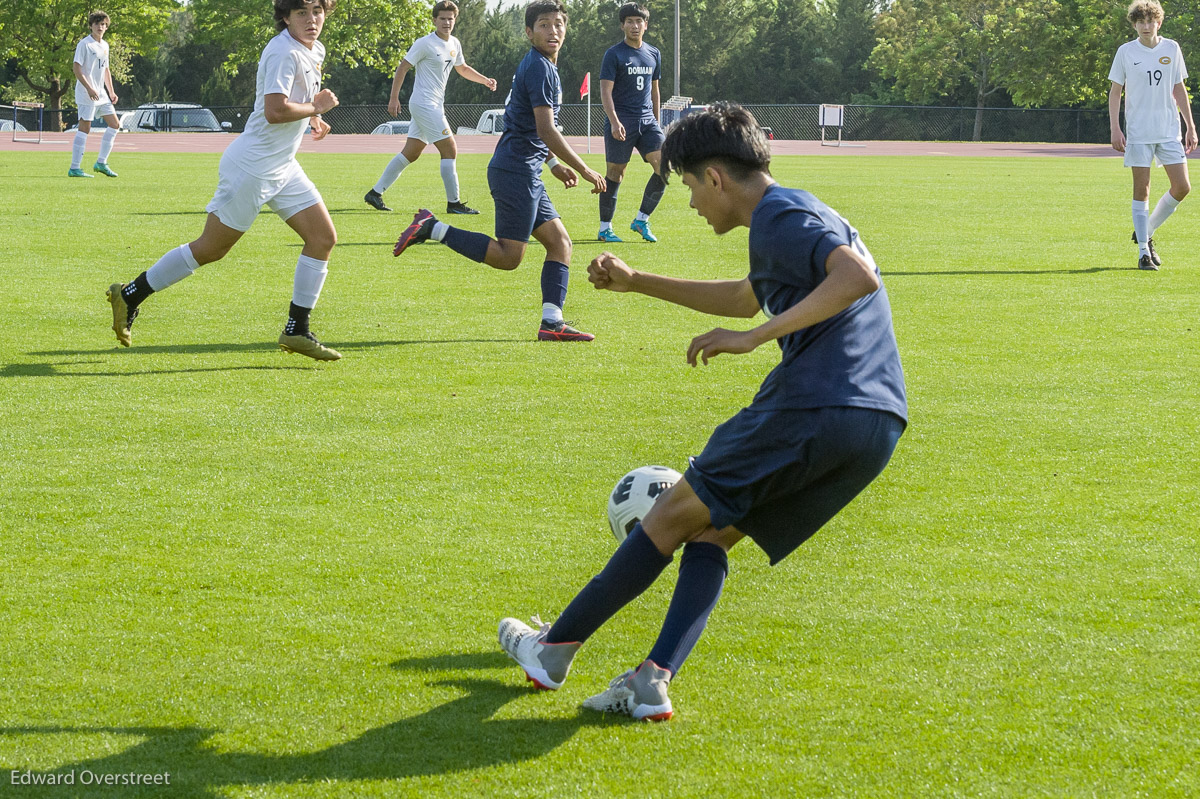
[885,266,1136,275]
[0,359,314,378]
[0,652,602,798]
[26,337,524,361]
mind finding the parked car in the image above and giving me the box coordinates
[0,120,27,132]
[456,109,506,136]
[124,103,232,132]
[370,121,411,135]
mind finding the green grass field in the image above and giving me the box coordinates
[1,149,1197,798]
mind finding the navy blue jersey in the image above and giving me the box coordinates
[599,41,661,122]
[747,185,907,421]
[491,47,561,175]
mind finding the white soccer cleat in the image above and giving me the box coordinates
[582,659,674,721]
[498,615,581,691]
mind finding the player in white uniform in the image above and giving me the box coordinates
[69,11,121,178]
[1108,0,1196,270]
[106,0,343,361]
[364,0,498,214]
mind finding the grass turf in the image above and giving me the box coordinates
[0,150,1197,798]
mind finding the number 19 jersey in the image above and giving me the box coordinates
[1109,37,1188,144]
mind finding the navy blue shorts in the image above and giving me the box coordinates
[488,164,559,242]
[685,406,905,565]
[604,118,666,165]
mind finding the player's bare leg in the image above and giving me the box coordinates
[279,203,340,360]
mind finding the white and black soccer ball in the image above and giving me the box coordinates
[606,465,682,543]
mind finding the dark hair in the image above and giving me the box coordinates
[432,0,458,18]
[87,10,110,27]
[274,0,337,32]
[619,3,649,23]
[525,0,567,30]
[660,102,771,185]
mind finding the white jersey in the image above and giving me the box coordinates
[222,29,324,180]
[73,35,110,106]
[403,32,465,111]
[1109,37,1188,144]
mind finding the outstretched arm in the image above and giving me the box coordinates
[534,104,605,194]
[587,252,760,317]
[454,63,497,92]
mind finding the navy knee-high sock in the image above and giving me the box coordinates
[598,179,621,223]
[443,226,491,263]
[639,172,666,217]
[540,260,569,311]
[545,524,672,644]
[646,541,728,675]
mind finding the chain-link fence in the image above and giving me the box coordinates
[35,102,1121,143]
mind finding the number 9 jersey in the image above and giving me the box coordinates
[1109,37,1188,145]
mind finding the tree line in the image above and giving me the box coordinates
[3,0,1199,138]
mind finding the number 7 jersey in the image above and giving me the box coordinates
[1109,37,1188,144]
[404,32,466,112]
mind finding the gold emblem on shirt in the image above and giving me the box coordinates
[1160,56,1172,65]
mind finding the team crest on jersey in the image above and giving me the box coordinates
[1160,56,1172,65]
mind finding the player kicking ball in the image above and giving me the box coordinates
[364,1,497,215]
[392,0,605,342]
[69,10,121,178]
[497,103,907,720]
[596,3,667,243]
[107,0,343,361]
[1108,0,1196,270]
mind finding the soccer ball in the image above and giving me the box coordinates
[606,465,682,543]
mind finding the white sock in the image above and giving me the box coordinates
[97,127,118,164]
[146,244,200,291]
[431,221,449,242]
[440,158,461,203]
[71,130,88,170]
[635,211,650,222]
[292,254,329,308]
[599,221,613,232]
[1132,200,1150,254]
[373,153,410,194]
[1148,191,1182,236]
[542,303,563,324]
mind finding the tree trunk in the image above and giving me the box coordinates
[974,58,988,142]
[49,76,64,132]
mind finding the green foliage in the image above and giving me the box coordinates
[2,151,1199,796]
[190,0,430,76]
[0,0,175,116]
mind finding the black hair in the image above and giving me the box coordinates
[525,0,567,29]
[619,3,649,23]
[274,0,336,32]
[660,102,771,185]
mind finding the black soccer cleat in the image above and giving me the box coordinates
[446,200,480,215]
[1138,253,1158,271]
[394,209,435,256]
[364,189,392,212]
[537,319,595,342]
[1132,230,1162,266]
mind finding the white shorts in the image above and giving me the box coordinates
[77,99,116,122]
[206,156,323,232]
[408,104,453,144]
[1124,139,1187,168]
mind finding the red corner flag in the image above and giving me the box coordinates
[580,72,590,98]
